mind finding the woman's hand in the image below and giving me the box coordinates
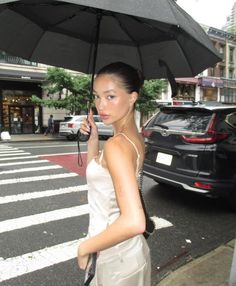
[77,245,90,270]
[79,109,98,141]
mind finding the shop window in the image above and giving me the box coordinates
[2,90,37,134]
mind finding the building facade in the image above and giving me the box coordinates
[165,26,236,105]
[0,52,47,134]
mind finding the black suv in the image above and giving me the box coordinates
[142,104,236,210]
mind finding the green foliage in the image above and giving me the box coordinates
[137,79,167,116]
[31,67,92,114]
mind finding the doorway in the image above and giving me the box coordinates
[8,105,35,134]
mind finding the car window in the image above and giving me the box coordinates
[63,116,73,122]
[75,116,86,122]
[93,116,101,123]
[226,112,236,128]
[149,109,212,132]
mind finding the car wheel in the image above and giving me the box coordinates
[66,135,76,141]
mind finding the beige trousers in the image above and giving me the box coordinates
[89,235,151,286]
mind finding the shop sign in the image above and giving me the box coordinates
[200,77,223,88]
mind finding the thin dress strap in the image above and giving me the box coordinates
[115,133,141,174]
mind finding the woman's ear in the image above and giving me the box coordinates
[129,91,138,106]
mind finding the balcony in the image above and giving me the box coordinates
[0,51,37,67]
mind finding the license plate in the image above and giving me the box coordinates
[156,152,173,166]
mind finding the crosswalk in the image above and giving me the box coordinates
[0,144,173,284]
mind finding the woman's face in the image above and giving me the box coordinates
[93,74,136,126]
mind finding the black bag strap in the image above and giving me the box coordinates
[138,169,155,239]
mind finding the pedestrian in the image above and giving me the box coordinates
[44,114,54,135]
[77,62,151,286]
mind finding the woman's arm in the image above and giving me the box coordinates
[78,136,145,261]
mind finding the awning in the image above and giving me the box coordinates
[0,68,46,82]
[175,77,198,85]
[199,77,223,88]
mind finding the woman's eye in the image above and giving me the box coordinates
[94,95,99,100]
[107,95,115,100]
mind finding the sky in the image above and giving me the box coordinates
[177,0,236,29]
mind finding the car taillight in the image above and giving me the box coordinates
[181,113,229,144]
[68,123,73,128]
[194,182,213,190]
[141,127,153,138]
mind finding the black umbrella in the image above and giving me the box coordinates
[0,0,221,82]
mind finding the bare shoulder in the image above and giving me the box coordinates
[104,134,131,158]
[103,133,144,166]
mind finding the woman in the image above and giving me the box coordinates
[77,62,151,285]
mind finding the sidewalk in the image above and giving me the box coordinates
[156,239,235,286]
[0,133,65,143]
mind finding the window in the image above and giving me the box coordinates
[229,69,234,79]
[220,67,225,77]
[229,47,234,63]
[150,109,212,133]
[226,112,236,128]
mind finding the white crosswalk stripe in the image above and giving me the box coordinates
[0,205,89,234]
[0,152,30,157]
[0,165,62,175]
[0,173,78,185]
[0,159,49,167]
[0,185,88,204]
[0,240,80,282]
[0,150,22,154]
[0,145,173,283]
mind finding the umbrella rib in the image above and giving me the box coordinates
[112,13,144,72]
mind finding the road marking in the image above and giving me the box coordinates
[40,152,79,156]
[151,216,173,229]
[0,239,81,282]
[0,160,49,167]
[0,204,89,234]
[0,173,78,185]
[0,185,88,204]
[0,165,62,175]
[0,155,39,161]
[0,152,30,157]
[19,144,79,149]
[0,150,23,154]
[0,148,19,152]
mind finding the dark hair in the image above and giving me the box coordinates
[96,62,144,93]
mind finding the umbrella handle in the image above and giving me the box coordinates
[78,129,90,142]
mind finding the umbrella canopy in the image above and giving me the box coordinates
[0,0,221,80]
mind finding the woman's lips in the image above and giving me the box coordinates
[99,114,110,120]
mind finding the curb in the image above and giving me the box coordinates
[156,239,235,286]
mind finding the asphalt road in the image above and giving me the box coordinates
[0,140,235,286]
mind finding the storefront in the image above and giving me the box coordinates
[174,77,198,102]
[0,80,43,134]
[220,78,236,104]
[198,77,223,101]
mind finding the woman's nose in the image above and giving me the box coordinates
[97,98,106,111]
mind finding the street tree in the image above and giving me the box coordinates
[32,67,92,114]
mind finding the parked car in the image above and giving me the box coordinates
[142,103,236,210]
[59,115,113,140]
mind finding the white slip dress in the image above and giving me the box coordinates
[85,133,151,286]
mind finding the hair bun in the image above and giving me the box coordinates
[137,69,145,88]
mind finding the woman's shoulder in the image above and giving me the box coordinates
[104,133,143,158]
